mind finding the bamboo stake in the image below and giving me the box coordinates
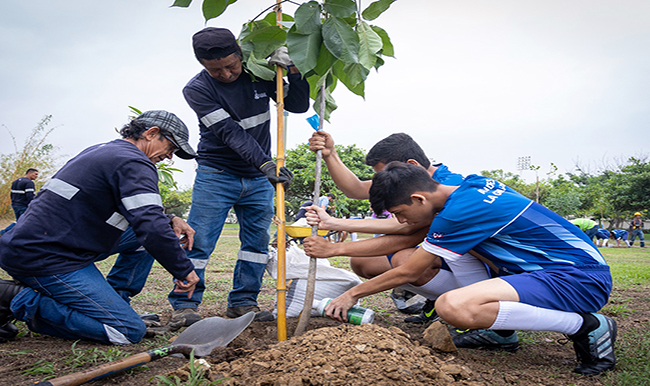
[274,0,288,342]
[294,84,326,336]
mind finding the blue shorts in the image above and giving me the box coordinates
[500,264,612,313]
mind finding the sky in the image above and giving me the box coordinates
[1,0,649,188]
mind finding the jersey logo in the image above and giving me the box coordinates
[429,232,445,239]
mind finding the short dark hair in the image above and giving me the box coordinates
[369,162,438,214]
[25,168,38,174]
[119,119,171,142]
[365,133,431,169]
[327,193,336,199]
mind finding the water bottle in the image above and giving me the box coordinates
[313,298,375,325]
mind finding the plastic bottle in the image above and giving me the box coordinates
[313,298,375,325]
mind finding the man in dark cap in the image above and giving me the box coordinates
[168,27,309,323]
[0,110,199,344]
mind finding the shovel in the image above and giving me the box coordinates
[33,312,255,386]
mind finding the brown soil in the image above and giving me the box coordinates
[0,283,646,385]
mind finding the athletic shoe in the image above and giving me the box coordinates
[170,308,202,327]
[0,279,26,326]
[451,328,520,352]
[404,299,440,324]
[226,305,274,322]
[390,288,425,315]
[570,313,617,375]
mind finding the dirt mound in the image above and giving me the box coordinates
[172,323,480,386]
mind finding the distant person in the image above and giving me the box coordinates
[0,110,199,345]
[610,229,630,247]
[169,26,309,324]
[0,168,39,236]
[629,212,645,247]
[570,218,600,243]
[293,200,313,222]
[319,193,336,213]
[321,162,616,375]
[595,228,610,247]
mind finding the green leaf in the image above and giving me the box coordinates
[262,11,294,25]
[171,0,192,8]
[374,55,385,70]
[244,52,276,81]
[322,17,359,64]
[323,0,357,18]
[343,62,370,86]
[361,0,396,21]
[356,21,382,70]
[313,87,338,122]
[294,1,322,35]
[333,61,365,97]
[241,25,286,59]
[308,71,337,99]
[202,0,238,21]
[370,25,394,57]
[287,26,322,75]
[312,43,338,76]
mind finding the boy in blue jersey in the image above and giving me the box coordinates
[170,27,310,324]
[0,111,200,345]
[323,162,616,375]
[305,133,491,326]
[610,229,630,247]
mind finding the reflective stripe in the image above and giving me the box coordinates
[106,212,129,231]
[10,190,25,194]
[238,250,269,264]
[201,108,230,127]
[25,188,35,192]
[135,246,146,252]
[201,109,270,131]
[41,178,79,200]
[103,324,132,345]
[189,258,209,270]
[239,111,270,130]
[122,193,162,211]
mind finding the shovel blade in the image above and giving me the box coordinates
[172,312,255,357]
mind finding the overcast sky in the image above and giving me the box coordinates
[1,0,649,188]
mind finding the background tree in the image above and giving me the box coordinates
[284,142,373,219]
[0,116,60,217]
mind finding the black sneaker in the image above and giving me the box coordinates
[451,328,520,352]
[226,305,274,322]
[0,279,26,326]
[390,288,425,315]
[570,313,617,375]
[404,299,440,324]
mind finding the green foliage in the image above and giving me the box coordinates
[161,185,193,217]
[0,115,61,216]
[171,0,396,120]
[284,143,373,218]
[65,341,130,368]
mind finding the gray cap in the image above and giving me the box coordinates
[136,110,197,159]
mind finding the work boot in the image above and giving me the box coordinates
[404,299,440,324]
[569,313,617,375]
[0,279,26,326]
[226,305,274,322]
[170,308,202,327]
[0,321,19,343]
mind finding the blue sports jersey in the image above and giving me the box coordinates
[432,163,464,185]
[422,175,606,274]
[596,228,610,239]
[611,229,628,240]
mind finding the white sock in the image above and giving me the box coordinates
[402,269,458,300]
[489,301,583,335]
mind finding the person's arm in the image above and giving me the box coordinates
[324,247,441,322]
[303,228,428,258]
[309,131,372,199]
[24,179,36,203]
[305,205,420,234]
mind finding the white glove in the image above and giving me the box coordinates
[268,46,293,69]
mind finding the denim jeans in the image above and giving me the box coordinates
[11,204,27,220]
[99,226,155,304]
[168,165,273,310]
[11,263,146,344]
[630,229,645,247]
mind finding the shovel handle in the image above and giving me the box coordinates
[33,344,182,386]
